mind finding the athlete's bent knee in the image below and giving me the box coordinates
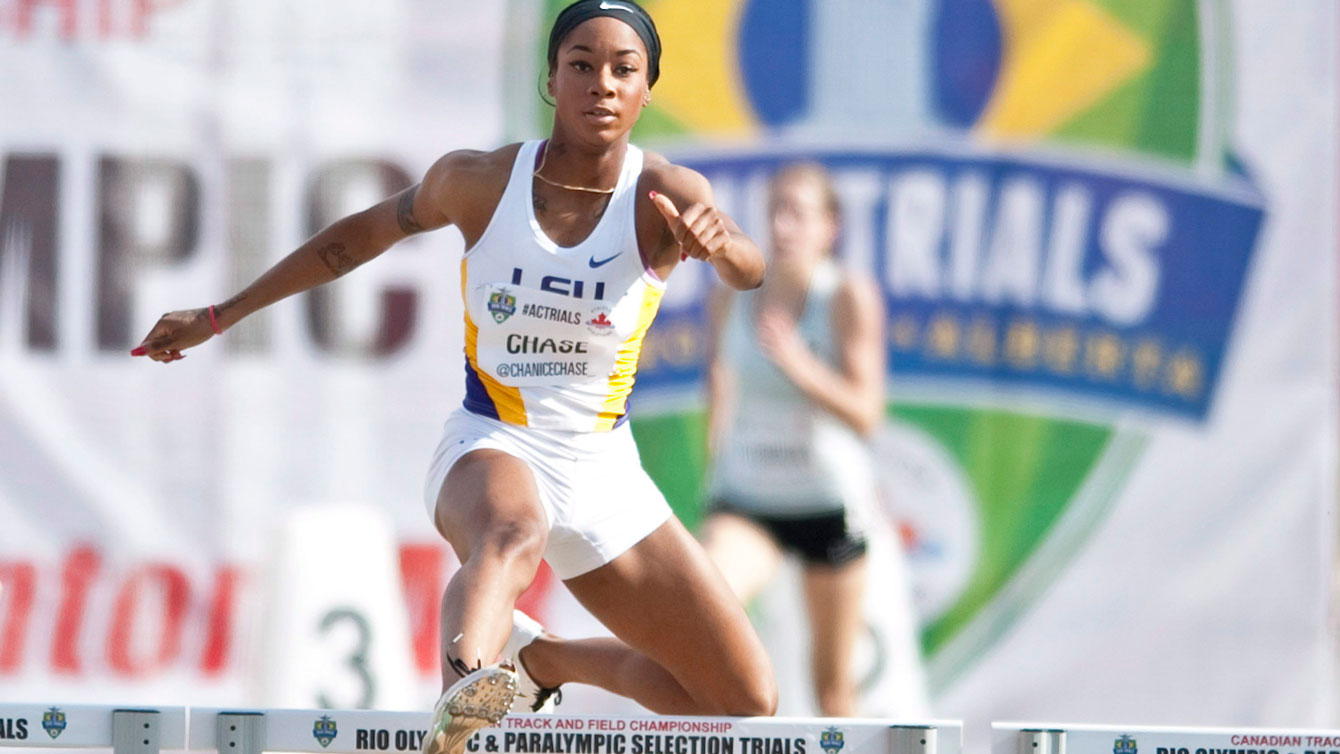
[476,519,546,570]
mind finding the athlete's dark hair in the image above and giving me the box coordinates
[547,0,662,87]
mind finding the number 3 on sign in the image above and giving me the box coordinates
[317,607,377,709]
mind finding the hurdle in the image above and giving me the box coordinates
[0,704,958,754]
[190,709,960,754]
[0,704,187,754]
[993,722,1340,754]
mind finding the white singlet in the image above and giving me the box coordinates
[459,139,664,432]
[423,140,672,579]
[707,259,877,516]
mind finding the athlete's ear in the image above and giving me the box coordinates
[642,89,651,106]
[546,72,556,98]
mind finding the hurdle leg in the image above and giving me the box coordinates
[111,710,160,754]
[1019,729,1066,754]
[890,724,937,754]
[217,712,266,754]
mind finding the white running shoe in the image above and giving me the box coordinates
[421,663,518,754]
[502,609,563,713]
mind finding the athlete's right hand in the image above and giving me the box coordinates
[131,309,215,363]
[650,191,731,263]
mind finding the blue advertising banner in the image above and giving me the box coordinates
[640,148,1263,421]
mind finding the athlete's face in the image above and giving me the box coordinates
[769,177,839,265]
[548,18,651,142]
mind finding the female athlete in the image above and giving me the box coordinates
[701,163,888,716]
[132,1,775,751]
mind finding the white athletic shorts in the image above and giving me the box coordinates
[423,407,673,579]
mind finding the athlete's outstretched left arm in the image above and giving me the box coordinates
[644,165,764,290]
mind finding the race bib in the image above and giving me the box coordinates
[472,282,625,387]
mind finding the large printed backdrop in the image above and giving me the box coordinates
[0,0,1337,731]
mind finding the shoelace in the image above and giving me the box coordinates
[448,656,482,679]
[531,687,562,712]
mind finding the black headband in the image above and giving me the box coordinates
[547,0,662,87]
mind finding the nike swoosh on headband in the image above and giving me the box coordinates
[600,1,635,12]
[589,252,623,268]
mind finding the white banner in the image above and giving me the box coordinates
[0,0,498,707]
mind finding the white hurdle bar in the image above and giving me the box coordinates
[191,709,961,754]
[994,722,1340,754]
[0,705,958,754]
[0,704,187,753]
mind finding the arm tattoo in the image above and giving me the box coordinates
[215,292,248,316]
[316,242,360,278]
[397,187,425,234]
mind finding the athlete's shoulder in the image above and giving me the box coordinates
[638,150,714,204]
[425,143,525,192]
[420,143,526,231]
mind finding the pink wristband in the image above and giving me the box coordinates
[207,305,223,335]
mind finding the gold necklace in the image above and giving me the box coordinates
[532,143,617,195]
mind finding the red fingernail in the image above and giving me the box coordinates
[130,346,147,356]
[649,191,658,199]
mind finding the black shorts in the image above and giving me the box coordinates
[711,500,868,567]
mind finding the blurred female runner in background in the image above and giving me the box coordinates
[132,1,775,751]
[701,163,887,717]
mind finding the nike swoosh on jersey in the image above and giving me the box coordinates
[589,252,622,268]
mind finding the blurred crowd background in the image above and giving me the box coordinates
[0,0,1336,739]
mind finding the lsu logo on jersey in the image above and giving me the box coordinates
[509,267,609,301]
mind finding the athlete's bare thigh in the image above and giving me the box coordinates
[563,517,777,715]
[434,449,548,563]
